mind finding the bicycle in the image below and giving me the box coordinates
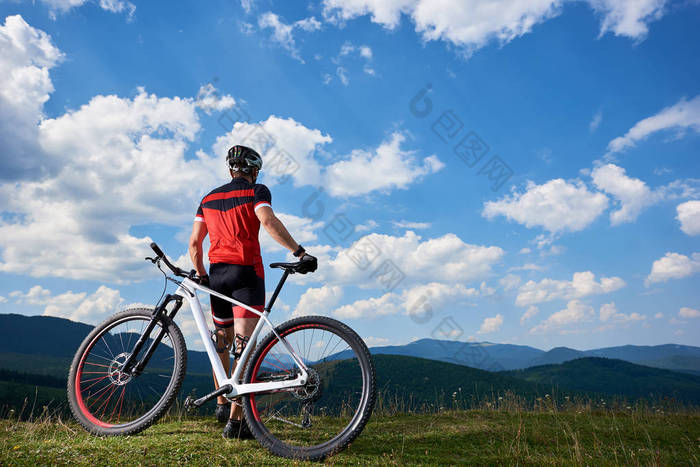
[67,242,376,461]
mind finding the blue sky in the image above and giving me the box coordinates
[0,0,698,352]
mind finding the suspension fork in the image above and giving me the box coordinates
[121,294,183,375]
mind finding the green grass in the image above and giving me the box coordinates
[1,408,698,465]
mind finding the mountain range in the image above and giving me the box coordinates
[335,337,700,374]
[1,313,699,374]
[1,313,699,416]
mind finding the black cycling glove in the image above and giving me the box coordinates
[296,254,318,274]
[198,274,210,287]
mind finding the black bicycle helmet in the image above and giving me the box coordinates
[226,145,263,173]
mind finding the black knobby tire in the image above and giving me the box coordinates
[67,308,187,436]
[242,316,376,461]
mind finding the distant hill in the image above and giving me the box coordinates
[0,313,93,358]
[0,313,214,376]
[527,347,587,367]
[636,356,700,376]
[332,336,700,374]
[331,338,544,370]
[526,345,700,374]
[2,313,700,374]
[505,357,700,404]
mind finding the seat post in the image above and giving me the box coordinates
[265,269,290,312]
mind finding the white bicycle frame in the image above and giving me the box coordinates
[174,276,309,399]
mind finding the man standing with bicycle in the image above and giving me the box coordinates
[188,144,317,439]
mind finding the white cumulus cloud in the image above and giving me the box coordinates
[331,282,478,320]
[307,230,504,289]
[599,302,645,323]
[676,201,700,236]
[194,83,236,115]
[292,285,344,318]
[323,0,561,57]
[0,86,220,282]
[646,252,700,286]
[591,163,657,225]
[0,15,63,181]
[324,132,444,197]
[516,271,625,307]
[483,179,608,233]
[478,313,503,334]
[530,299,594,334]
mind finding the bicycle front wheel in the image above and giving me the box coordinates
[67,308,187,436]
[243,316,376,461]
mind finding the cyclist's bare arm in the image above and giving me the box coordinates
[188,221,208,276]
[255,206,301,254]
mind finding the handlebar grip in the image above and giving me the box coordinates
[150,242,165,258]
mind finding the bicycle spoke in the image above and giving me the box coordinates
[118,330,125,355]
[100,335,116,359]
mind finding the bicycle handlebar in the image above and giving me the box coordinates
[150,242,165,259]
[150,242,189,278]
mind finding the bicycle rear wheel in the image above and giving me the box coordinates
[67,308,186,436]
[242,316,376,461]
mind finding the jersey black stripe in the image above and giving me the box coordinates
[202,196,255,212]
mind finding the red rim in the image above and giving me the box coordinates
[249,323,332,422]
[74,336,114,428]
[74,317,168,428]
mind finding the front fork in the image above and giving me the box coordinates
[121,294,183,376]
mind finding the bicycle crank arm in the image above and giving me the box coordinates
[185,384,233,410]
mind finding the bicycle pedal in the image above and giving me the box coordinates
[184,396,196,412]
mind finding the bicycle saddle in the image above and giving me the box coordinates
[269,261,301,272]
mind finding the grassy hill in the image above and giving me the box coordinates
[1,410,698,465]
[368,354,540,411]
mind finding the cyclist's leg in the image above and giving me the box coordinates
[209,263,236,405]
[229,265,265,420]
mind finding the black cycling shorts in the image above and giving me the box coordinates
[209,263,265,328]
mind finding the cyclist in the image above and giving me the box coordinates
[188,144,317,439]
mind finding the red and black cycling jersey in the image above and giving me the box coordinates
[195,178,271,277]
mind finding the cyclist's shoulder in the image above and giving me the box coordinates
[201,181,236,199]
[253,183,271,200]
